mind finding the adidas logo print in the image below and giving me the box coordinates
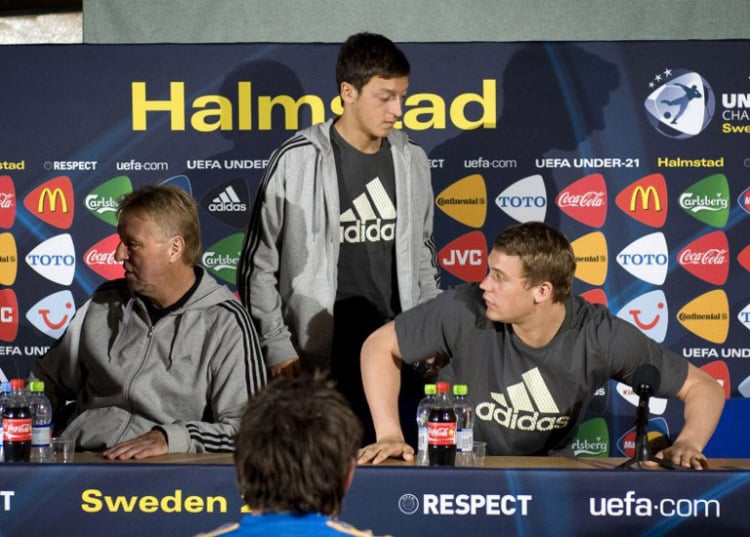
[209,186,246,212]
[340,178,396,243]
[475,367,571,431]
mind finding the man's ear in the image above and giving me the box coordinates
[533,280,555,304]
[339,81,358,105]
[169,235,185,262]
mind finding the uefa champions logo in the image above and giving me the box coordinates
[644,68,715,139]
[397,494,420,515]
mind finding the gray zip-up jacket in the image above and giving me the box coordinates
[238,118,441,371]
[32,269,266,453]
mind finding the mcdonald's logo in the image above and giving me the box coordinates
[615,174,667,228]
[23,176,75,229]
[629,186,661,212]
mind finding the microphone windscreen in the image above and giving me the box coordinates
[632,364,661,396]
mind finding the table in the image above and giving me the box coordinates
[1,455,749,536]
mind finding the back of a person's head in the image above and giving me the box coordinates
[335,32,410,93]
[234,375,363,516]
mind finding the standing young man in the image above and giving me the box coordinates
[238,33,440,443]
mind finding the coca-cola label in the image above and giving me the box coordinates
[428,421,457,446]
[555,174,608,228]
[83,233,124,281]
[3,418,32,441]
[676,230,729,285]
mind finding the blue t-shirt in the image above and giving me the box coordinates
[197,512,388,537]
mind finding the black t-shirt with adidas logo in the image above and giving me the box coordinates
[394,284,689,456]
[331,125,400,320]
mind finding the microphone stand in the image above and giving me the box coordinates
[616,392,681,471]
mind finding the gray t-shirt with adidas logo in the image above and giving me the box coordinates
[394,283,688,456]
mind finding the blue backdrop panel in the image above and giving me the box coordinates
[0,41,748,456]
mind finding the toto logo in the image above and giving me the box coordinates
[398,493,420,515]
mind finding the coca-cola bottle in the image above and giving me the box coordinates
[2,378,31,463]
[0,381,10,462]
[427,381,456,466]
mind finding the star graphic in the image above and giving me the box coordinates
[663,68,672,78]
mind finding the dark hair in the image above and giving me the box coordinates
[336,32,410,93]
[234,375,363,516]
[492,221,576,303]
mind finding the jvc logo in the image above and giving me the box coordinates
[438,231,487,283]
[442,250,482,266]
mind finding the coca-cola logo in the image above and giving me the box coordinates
[3,419,32,441]
[83,233,124,281]
[84,249,118,266]
[676,231,729,285]
[555,174,608,228]
[557,191,605,208]
[0,192,13,208]
[677,248,727,265]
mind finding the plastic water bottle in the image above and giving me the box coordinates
[0,381,10,462]
[453,384,474,466]
[28,381,53,463]
[2,378,31,462]
[415,383,436,466]
[427,381,456,466]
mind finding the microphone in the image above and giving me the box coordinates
[633,363,660,399]
[617,364,680,470]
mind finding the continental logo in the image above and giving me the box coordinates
[555,173,607,228]
[23,176,74,229]
[679,173,730,228]
[570,231,607,286]
[131,79,497,132]
[677,289,730,344]
[616,290,669,343]
[435,174,486,228]
[0,232,18,286]
[615,174,667,228]
[438,231,487,282]
[0,175,15,229]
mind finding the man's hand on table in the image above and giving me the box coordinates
[357,436,414,465]
[102,429,169,460]
[653,439,709,470]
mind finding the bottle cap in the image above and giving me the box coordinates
[29,381,45,392]
[453,384,468,396]
[436,381,450,393]
[1,381,9,393]
[10,378,25,391]
[424,384,437,395]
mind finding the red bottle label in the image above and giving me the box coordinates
[428,421,456,446]
[3,418,32,442]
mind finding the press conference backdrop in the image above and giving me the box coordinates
[0,41,748,457]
